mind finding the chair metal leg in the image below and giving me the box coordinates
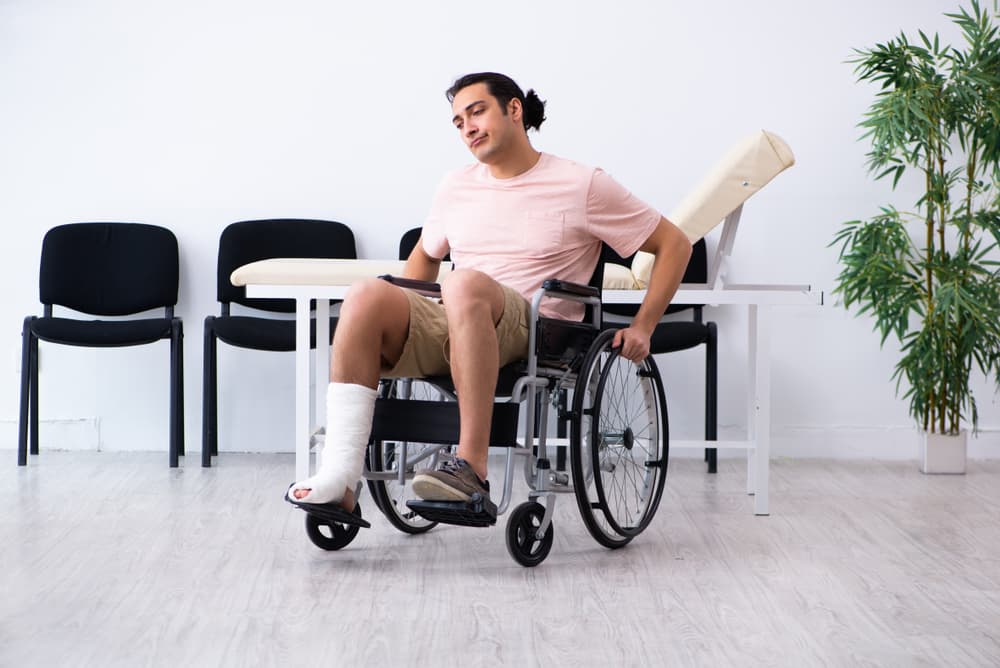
[705,322,718,474]
[176,319,185,457]
[18,318,34,466]
[30,329,39,456]
[202,317,217,467]
[168,319,183,468]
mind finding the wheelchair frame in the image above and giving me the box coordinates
[298,277,670,567]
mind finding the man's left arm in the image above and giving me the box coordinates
[612,217,693,362]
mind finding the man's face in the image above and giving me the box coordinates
[451,82,520,164]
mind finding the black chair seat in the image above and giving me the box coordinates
[601,319,710,354]
[31,316,173,347]
[210,315,337,352]
[649,320,711,354]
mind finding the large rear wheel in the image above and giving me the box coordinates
[569,329,669,548]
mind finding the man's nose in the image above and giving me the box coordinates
[465,122,478,138]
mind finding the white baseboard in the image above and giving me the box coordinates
[0,418,100,451]
[3,419,999,459]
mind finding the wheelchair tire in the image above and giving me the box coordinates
[570,329,669,548]
[505,501,554,567]
[367,378,453,535]
[369,439,439,534]
[304,504,363,551]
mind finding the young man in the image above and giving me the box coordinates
[287,72,691,511]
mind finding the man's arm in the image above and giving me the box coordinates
[613,217,693,362]
[402,234,443,282]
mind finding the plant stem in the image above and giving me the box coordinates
[966,139,977,252]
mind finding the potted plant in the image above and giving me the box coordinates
[832,0,1000,473]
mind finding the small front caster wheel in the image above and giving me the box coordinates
[304,503,363,551]
[505,501,554,567]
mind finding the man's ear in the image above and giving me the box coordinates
[508,97,522,123]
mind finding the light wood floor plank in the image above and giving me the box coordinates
[2,453,1000,667]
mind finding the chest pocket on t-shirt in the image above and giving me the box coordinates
[521,211,565,257]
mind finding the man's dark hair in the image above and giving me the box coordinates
[446,72,546,132]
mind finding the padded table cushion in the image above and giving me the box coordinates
[632,129,795,287]
[230,258,452,288]
[233,257,637,291]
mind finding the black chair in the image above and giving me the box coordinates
[19,223,184,467]
[601,238,719,473]
[202,218,357,467]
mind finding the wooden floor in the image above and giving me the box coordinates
[2,452,1000,667]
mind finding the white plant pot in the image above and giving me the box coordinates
[919,429,967,474]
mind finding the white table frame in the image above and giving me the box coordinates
[245,276,821,516]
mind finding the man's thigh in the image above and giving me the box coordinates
[383,285,531,378]
[384,289,450,378]
[494,285,531,368]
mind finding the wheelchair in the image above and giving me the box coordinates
[294,267,670,567]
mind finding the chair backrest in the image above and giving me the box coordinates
[218,219,357,313]
[39,222,179,316]
[600,237,707,317]
[398,227,422,261]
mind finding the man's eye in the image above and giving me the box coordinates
[455,123,463,130]
[472,108,483,115]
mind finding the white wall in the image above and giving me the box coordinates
[2,0,996,459]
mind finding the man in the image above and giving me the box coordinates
[287,72,691,511]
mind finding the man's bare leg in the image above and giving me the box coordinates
[289,278,410,506]
[440,269,506,481]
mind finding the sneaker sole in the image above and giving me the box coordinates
[411,475,473,502]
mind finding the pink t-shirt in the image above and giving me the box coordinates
[422,152,662,320]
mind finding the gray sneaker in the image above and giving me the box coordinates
[412,458,490,502]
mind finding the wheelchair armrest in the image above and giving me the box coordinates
[378,274,442,298]
[540,279,600,299]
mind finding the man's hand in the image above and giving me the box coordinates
[612,325,653,362]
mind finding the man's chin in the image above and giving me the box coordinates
[471,146,497,164]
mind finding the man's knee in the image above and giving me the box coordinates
[340,278,409,326]
[441,270,504,320]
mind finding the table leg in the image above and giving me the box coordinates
[295,297,311,481]
[747,305,757,496]
[750,304,771,516]
[314,299,331,470]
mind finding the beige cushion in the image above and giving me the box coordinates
[632,129,795,287]
[602,262,640,290]
[233,257,640,292]
[231,258,452,287]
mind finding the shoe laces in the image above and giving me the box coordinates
[440,457,486,486]
[440,457,468,475]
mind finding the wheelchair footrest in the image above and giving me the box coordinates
[287,497,372,529]
[405,493,498,527]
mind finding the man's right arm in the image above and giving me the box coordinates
[402,234,442,282]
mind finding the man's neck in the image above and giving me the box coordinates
[486,144,541,180]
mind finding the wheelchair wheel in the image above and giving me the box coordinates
[505,501,554,567]
[304,504,363,551]
[368,379,448,534]
[570,329,669,548]
[368,439,443,534]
